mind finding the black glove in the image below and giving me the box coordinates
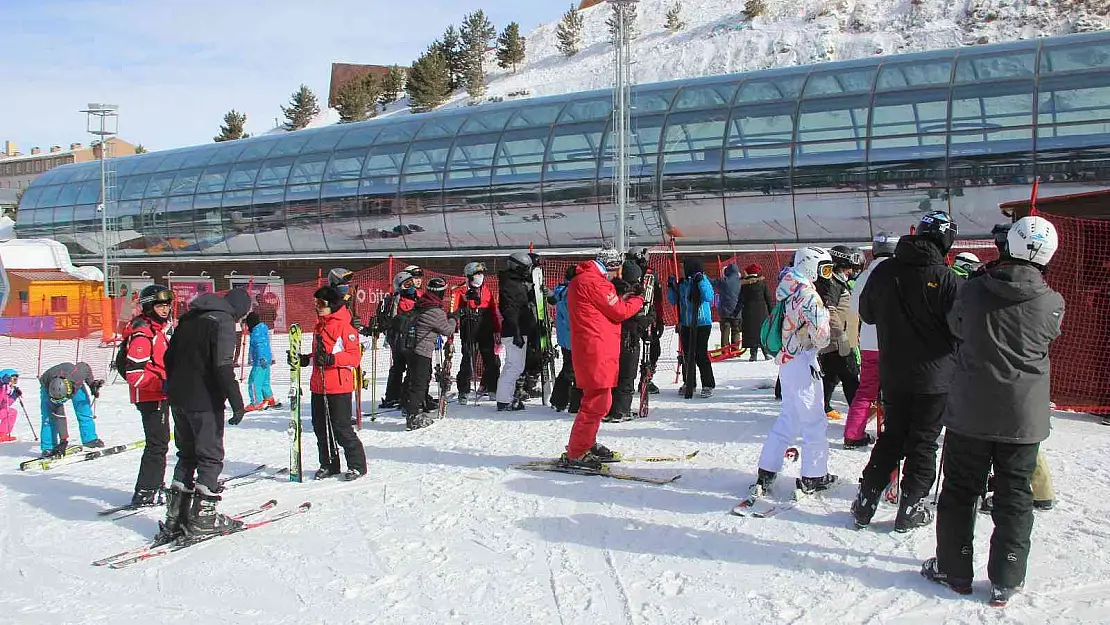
[89,379,104,399]
[229,410,245,426]
[287,350,311,367]
[466,289,481,304]
[359,325,374,337]
[11,387,21,399]
[513,334,526,348]
[315,350,335,367]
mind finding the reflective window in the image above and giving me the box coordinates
[401,140,451,191]
[288,153,330,185]
[302,127,345,153]
[951,81,1034,131]
[493,128,547,181]
[546,122,604,179]
[335,125,382,150]
[17,186,43,210]
[55,182,82,207]
[1038,73,1110,127]
[375,120,423,144]
[181,149,215,169]
[257,157,294,187]
[661,110,728,173]
[1041,41,1110,73]
[113,158,140,178]
[558,98,611,123]
[726,104,794,164]
[415,115,466,140]
[221,190,260,254]
[459,109,516,134]
[268,134,310,158]
[145,172,177,197]
[360,176,399,196]
[673,82,737,110]
[803,68,876,96]
[875,59,953,90]
[797,96,870,145]
[955,50,1036,82]
[871,88,949,137]
[226,162,261,191]
[196,166,230,194]
[448,133,499,171]
[506,103,563,129]
[128,155,165,175]
[320,179,365,251]
[155,151,192,172]
[205,142,245,166]
[120,175,151,201]
[76,180,101,204]
[36,185,62,208]
[632,88,678,114]
[363,143,408,178]
[623,114,665,173]
[236,138,281,162]
[736,74,805,102]
[169,168,202,195]
[324,149,366,181]
[251,186,291,253]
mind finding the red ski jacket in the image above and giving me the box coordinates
[310,306,362,395]
[568,261,644,390]
[123,314,170,404]
[451,283,502,334]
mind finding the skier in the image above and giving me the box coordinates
[715,263,742,347]
[120,284,174,506]
[740,264,774,361]
[0,369,20,442]
[453,261,500,404]
[951,252,982,280]
[548,266,580,413]
[747,247,835,501]
[162,288,251,539]
[844,232,899,449]
[403,265,426,295]
[495,252,537,411]
[399,277,458,430]
[668,259,716,397]
[922,216,1064,606]
[243,312,277,412]
[605,258,653,422]
[38,361,105,457]
[559,247,645,469]
[291,286,368,479]
[380,270,416,409]
[817,246,861,421]
[852,211,961,532]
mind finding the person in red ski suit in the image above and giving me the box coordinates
[562,249,645,468]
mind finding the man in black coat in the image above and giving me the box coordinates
[922,216,1064,606]
[715,264,742,347]
[161,288,251,541]
[852,211,960,533]
[739,264,774,361]
[495,252,536,411]
[605,259,652,422]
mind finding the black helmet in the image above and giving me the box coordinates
[139,284,173,311]
[48,377,73,404]
[426,277,448,294]
[872,232,899,258]
[328,267,354,287]
[507,252,532,273]
[918,211,958,253]
[992,223,1012,255]
[829,245,855,269]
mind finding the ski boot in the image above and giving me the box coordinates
[602,411,633,423]
[497,400,525,412]
[153,482,193,545]
[590,443,618,463]
[797,473,837,495]
[825,409,843,421]
[314,466,340,480]
[379,399,399,410]
[748,469,777,501]
[184,486,245,538]
[989,583,1023,607]
[843,433,874,450]
[558,451,605,471]
[700,387,714,399]
[84,438,105,448]
[130,486,163,507]
[458,392,470,406]
[851,479,884,528]
[894,494,934,533]
[920,557,972,595]
[647,381,660,395]
[46,439,70,458]
[405,412,433,431]
[343,468,365,482]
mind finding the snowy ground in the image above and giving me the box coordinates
[1,337,1109,624]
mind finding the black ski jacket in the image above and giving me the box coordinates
[944,261,1064,444]
[859,236,960,394]
[498,269,536,342]
[166,292,248,415]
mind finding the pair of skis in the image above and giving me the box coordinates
[510,449,697,485]
[636,267,658,419]
[288,324,303,483]
[435,287,460,420]
[530,264,557,406]
[97,464,290,518]
[19,439,147,472]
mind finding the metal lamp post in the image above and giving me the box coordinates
[81,103,119,293]
[608,0,636,253]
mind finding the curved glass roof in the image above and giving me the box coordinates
[18,30,1110,258]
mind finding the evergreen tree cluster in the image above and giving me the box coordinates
[556,5,584,57]
[281,85,320,131]
[214,109,249,142]
[745,0,767,19]
[665,2,687,32]
[335,72,383,123]
[408,8,518,110]
[607,2,639,44]
[496,22,526,73]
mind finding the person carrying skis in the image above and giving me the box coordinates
[921,216,1064,606]
[0,369,21,443]
[380,271,416,409]
[852,211,961,532]
[453,261,500,405]
[162,288,251,540]
[399,277,458,430]
[817,246,861,421]
[746,248,835,502]
[120,284,174,506]
[39,361,105,457]
[243,312,278,412]
[495,252,537,411]
[549,266,581,413]
[668,259,716,398]
[559,247,645,469]
[605,258,654,422]
[291,286,368,480]
[844,232,899,449]
[715,263,742,347]
[740,264,774,361]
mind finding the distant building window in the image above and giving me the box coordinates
[50,296,68,313]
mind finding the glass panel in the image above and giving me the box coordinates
[1033,146,1110,201]
[792,171,870,241]
[55,182,82,207]
[324,149,366,181]
[164,194,197,252]
[320,180,365,252]
[506,103,564,129]
[252,186,292,253]
[459,109,516,134]
[196,166,230,194]
[875,60,953,90]
[375,120,424,145]
[155,150,192,172]
[951,81,1034,132]
[205,142,245,166]
[660,110,728,174]
[657,172,725,244]
[302,127,345,153]
[128,155,165,175]
[447,133,499,172]
[235,137,280,162]
[107,198,142,255]
[335,124,382,150]
[38,166,74,185]
[112,158,140,178]
[493,127,547,182]
[75,180,100,204]
[267,134,310,158]
[358,178,406,251]
[442,184,497,248]
[546,122,604,180]
[1038,73,1110,128]
[221,190,260,254]
[257,157,294,187]
[723,171,796,243]
[949,131,1034,237]
[796,96,870,145]
[192,192,227,255]
[868,146,947,236]
[1038,123,1110,150]
[226,162,261,191]
[954,50,1036,82]
[488,181,548,247]
[181,149,215,168]
[1040,41,1110,73]
[36,185,62,208]
[120,175,151,201]
[736,74,805,103]
[803,68,876,97]
[400,139,451,190]
[726,104,794,165]
[414,115,466,140]
[871,88,949,137]
[169,168,202,196]
[396,190,450,250]
[544,177,599,247]
[672,83,737,110]
[558,98,611,123]
[631,88,678,114]
[17,186,43,210]
[70,204,99,250]
[363,143,408,178]
[288,152,330,185]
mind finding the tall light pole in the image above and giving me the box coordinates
[81,103,118,295]
[608,0,636,253]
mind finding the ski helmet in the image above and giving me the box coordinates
[0,369,17,385]
[793,246,834,283]
[48,377,73,404]
[918,210,958,253]
[392,271,414,293]
[426,277,448,295]
[829,245,856,270]
[313,286,344,312]
[463,261,487,277]
[403,264,424,278]
[1007,216,1059,267]
[953,252,981,275]
[992,223,1012,255]
[595,245,623,271]
[507,252,533,273]
[138,284,173,314]
[872,232,899,257]
[328,268,354,287]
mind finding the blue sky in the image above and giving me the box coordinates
[0,0,560,152]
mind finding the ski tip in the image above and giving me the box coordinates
[687,450,699,460]
[298,502,312,511]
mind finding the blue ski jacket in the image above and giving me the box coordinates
[553,283,571,350]
[248,322,273,367]
[668,274,715,327]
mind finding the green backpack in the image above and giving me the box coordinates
[760,299,787,357]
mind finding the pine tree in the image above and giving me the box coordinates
[281,84,320,131]
[407,46,451,113]
[555,5,584,57]
[607,3,639,43]
[379,65,407,106]
[134,144,148,154]
[214,109,249,142]
[496,22,527,73]
[440,26,467,92]
[460,9,496,98]
[335,76,374,123]
[665,2,686,32]
[744,0,766,19]
[361,73,383,117]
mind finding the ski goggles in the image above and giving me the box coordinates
[407,268,425,278]
[819,262,835,280]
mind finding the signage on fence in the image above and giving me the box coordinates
[228,277,287,331]
[166,277,215,316]
[116,277,155,322]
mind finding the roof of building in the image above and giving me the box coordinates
[0,137,131,164]
[5,269,86,282]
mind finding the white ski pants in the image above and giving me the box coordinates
[496,337,528,404]
[758,350,829,478]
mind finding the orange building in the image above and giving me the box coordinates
[2,270,105,338]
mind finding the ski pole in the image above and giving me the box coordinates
[18,397,38,441]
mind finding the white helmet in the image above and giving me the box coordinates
[1007,216,1059,267]
[793,246,833,283]
[953,252,981,274]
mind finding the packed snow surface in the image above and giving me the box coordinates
[1,335,1108,624]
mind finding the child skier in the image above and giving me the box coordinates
[0,369,21,442]
[399,277,457,431]
[39,362,105,457]
[244,312,278,412]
